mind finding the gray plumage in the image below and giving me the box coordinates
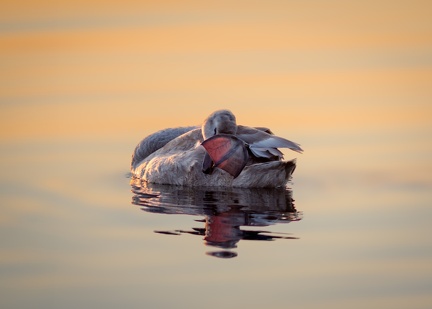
[236,125,303,160]
[131,110,302,188]
[131,126,197,169]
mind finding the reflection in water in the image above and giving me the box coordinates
[130,178,302,258]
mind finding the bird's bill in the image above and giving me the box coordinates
[201,134,249,178]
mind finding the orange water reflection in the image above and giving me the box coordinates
[1,1,432,308]
[1,1,432,141]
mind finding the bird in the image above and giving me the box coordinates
[131,109,302,188]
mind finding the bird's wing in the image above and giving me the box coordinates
[237,125,303,159]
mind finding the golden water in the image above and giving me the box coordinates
[1,1,432,308]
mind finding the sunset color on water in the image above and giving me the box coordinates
[1,1,431,308]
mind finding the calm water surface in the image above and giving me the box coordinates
[1,1,432,308]
[1,130,431,309]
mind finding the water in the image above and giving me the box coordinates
[131,180,302,257]
[1,1,432,308]
[1,132,431,309]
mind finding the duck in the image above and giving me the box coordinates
[131,110,303,188]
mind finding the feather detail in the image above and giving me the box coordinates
[236,125,303,159]
[249,148,272,158]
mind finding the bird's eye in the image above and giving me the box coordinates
[213,128,217,135]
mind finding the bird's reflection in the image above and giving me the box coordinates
[130,178,302,258]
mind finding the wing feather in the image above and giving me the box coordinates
[236,125,303,159]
